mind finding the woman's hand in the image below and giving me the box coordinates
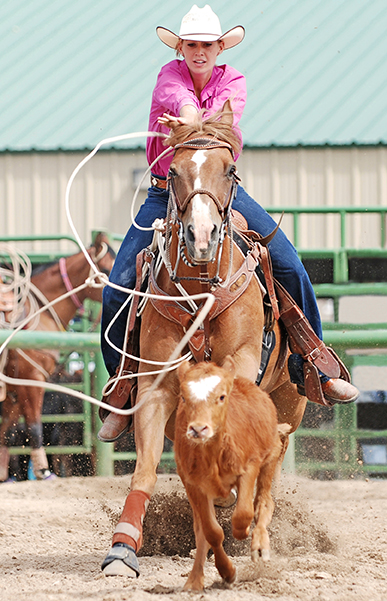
[158,105,199,130]
[157,114,187,129]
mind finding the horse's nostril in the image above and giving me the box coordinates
[187,225,195,242]
[211,225,218,240]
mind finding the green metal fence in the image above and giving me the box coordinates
[0,310,99,473]
[2,211,387,479]
[0,236,102,478]
[266,207,387,477]
[267,205,387,252]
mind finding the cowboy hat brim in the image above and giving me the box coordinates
[156,25,245,50]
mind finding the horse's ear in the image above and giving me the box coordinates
[220,100,234,128]
[92,230,110,253]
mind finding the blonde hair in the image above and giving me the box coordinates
[175,38,224,58]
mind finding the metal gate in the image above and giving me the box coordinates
[2,212,387,479]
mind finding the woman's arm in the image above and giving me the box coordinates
[158,104,199,128]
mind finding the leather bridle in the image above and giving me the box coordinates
[163,137,241,281]
[167,137,240,219]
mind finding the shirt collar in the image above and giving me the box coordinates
[180,60,223,103]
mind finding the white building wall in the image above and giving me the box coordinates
[0,146,386,254]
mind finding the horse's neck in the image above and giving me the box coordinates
[31,252,90,326]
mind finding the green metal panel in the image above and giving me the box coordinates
[0,329,100,350]
[3,217,387,478]
[3,326,387,477]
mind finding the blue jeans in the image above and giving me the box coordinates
[101,184,322,377]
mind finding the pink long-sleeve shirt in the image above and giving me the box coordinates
[146,59,247,177]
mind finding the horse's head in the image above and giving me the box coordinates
[90,232,116,275]
[166,103,241,265]
[85,231,116,302]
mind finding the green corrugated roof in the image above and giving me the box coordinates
[1,0,386,151]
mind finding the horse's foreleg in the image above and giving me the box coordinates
[269,379,307,434]
[28,425,50,479]
[102,383,177,577]
[22,385,55,480]
[0,446,10,482]
[0,394,20,482]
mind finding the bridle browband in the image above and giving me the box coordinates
[174,137,235,155]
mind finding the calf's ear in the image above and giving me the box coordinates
[222,355,236,377]
[177,360,191,381]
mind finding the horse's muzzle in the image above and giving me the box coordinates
[184,223,219,263]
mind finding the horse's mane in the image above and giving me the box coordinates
[165,108,242,157]
[32,260,58,276]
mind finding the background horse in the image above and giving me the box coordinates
[101,106,307,577]
[0,232,115,482]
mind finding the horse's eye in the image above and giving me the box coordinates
[219,395,226,403]
[169,167,178,178]
[227,165,237,178]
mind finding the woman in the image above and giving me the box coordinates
[99,5,358,442]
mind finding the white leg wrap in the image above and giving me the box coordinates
[30,447,49,473]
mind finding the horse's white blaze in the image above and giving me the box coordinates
[186,150,214,253]
[188,375,221,401]
[188,151,214,250]
[191,195,212,224]
[191,149,208,189]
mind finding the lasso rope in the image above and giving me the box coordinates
[0,243,54,398]
[0,243,39,330]
[0,131,215,419]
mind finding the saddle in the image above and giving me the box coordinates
[99,212,351,424]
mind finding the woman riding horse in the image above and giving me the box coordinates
[99,4,359,444]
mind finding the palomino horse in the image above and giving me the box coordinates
[101,107,307,577]
[0,232,115,482]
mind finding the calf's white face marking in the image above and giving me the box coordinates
[188,375,221,401]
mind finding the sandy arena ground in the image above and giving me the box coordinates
[0,473,386,601]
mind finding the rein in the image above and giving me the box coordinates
[59,258,84,311]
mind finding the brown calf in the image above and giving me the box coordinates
[174,357,284,591]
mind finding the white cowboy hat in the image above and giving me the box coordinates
[156,4,245,50]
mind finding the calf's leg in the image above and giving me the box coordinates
[183,502,211,591]
[185,485,236,590]
[251,441,282,562]
[232,462,261,540]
